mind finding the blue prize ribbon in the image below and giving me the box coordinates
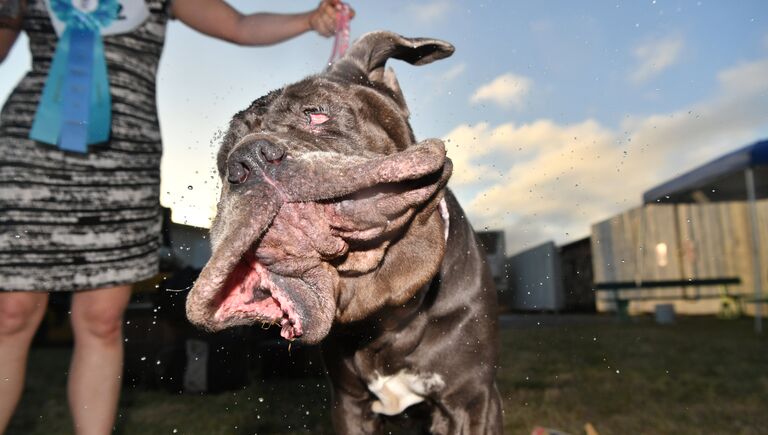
[29,0,118,154]
[29,27,72,146]
[58,26,94,153]
[88,34,111,144]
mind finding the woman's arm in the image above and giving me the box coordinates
[0,27,21,63]
[172,0,347,46]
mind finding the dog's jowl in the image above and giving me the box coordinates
[185,31,503,434]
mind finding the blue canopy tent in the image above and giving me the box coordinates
[643,139,768,333]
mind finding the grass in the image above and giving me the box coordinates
[6,315,767,435]
[496,316,767,434]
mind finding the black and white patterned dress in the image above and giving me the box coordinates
[0,0,170,291]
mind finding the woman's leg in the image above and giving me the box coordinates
[68,285,132,435]
[0,291,49,433]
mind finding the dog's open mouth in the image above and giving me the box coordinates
[213,252,303,340]
[186,192,339,344]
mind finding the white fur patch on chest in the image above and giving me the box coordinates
[367,370,445,416]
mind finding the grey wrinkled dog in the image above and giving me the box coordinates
[186,31,503,434]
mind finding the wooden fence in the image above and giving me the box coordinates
[590,200,768,315]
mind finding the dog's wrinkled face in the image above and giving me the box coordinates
[186,32,455,344]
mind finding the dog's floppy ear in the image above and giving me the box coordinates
[322,139,453,322]
[330,31,454,89]
[276,138,449,202]
[329,155,452,247]
[318,139,452,278]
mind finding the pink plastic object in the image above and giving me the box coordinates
[327,2,351,65]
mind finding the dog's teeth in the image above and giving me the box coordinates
[280,317,295,327]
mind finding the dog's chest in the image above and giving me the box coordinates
[367,370,445,416]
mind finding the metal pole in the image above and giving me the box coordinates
[745,168,763,334]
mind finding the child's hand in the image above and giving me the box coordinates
[309,0,355,38]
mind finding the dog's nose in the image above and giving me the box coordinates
[227,139,286,185]
[259,140,286,163]
[227,160,250,184]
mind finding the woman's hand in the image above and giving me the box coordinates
[309,0,355,38]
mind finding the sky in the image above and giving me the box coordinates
[2,0,767,256]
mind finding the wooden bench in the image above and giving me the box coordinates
[595,277,742,319]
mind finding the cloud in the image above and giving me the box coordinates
[629,36,684,83]
[449,57,768,255]
[443,123,499,186]
[406,1,454,23]
[470,73,532,109]
[439,63,466,82]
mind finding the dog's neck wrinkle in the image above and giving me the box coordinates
[333,206,445,325]
[329,286,431,350]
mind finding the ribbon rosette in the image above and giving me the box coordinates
[30,0,118,153]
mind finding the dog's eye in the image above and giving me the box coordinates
[304,109,329,126]
[309,113,329,125]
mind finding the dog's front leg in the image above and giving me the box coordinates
[323,342,382,434]
[329,385,382,435]
[430,385,504,435]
